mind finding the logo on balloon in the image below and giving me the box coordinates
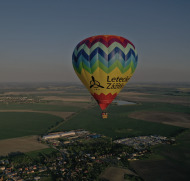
[106,76,131,89]
[90,76,104,89]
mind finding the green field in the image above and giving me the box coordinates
[56,102,186,139]
[0,112,63,140]
[0,102,188,140]
[26,148,57,160]
[113,102,190,114]
[152,129,190,167]
[0,103,83,112]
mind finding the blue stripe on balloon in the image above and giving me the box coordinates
[90,47,108,61]
[73,44,138,70]
[126,49,136,61]
[75,47,136,64]
[108,47,125,62]
[77,49,89,62]
[73,53,137,70]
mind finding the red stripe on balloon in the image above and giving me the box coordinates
[92,93,117,110]
[76,35,135,50]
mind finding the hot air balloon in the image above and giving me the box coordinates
[72,35,138,118]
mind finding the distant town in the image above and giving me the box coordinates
[0,130,175,181]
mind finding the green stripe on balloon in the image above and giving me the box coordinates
[73,60,137,74]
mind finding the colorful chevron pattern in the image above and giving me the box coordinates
[72,35,138,74]
[72,35,138,111]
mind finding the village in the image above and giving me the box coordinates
[114,135,175,150]
[0,130,175,181]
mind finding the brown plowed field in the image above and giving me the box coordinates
[129,111,190,128]
[0,135,48,156]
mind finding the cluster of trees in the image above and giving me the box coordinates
[66,138,135,156]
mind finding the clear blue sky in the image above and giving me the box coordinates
[0,0,189,83]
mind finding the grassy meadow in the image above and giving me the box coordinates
[0,96,189,140]
[0,112,63,140]
[0,103,83,112]
[56,102,187,139]
[26,148,57,160]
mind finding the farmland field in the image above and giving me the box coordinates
[55,102,186,139]
[0,83,189,141]
[0,82,190,180]
[0,136,49,156]
[0,102,85,112]
[118,83,190,106]
[26,148,57,160]
[129,111,190,128]
[0,112,63,140]
[0,110,74,120]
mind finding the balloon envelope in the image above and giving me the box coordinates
[72,35,138,110]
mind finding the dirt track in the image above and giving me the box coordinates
[129,111,190,128]
[0,135,48,156]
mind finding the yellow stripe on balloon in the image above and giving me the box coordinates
[75,67,133,96]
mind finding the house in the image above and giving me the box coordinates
[34,177,41,181]
[42,131,76,140]
[60,168,65,172]
[0,166,5,171]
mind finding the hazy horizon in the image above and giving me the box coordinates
[0,0,190,83]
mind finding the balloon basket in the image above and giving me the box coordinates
[102,112,108,119]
